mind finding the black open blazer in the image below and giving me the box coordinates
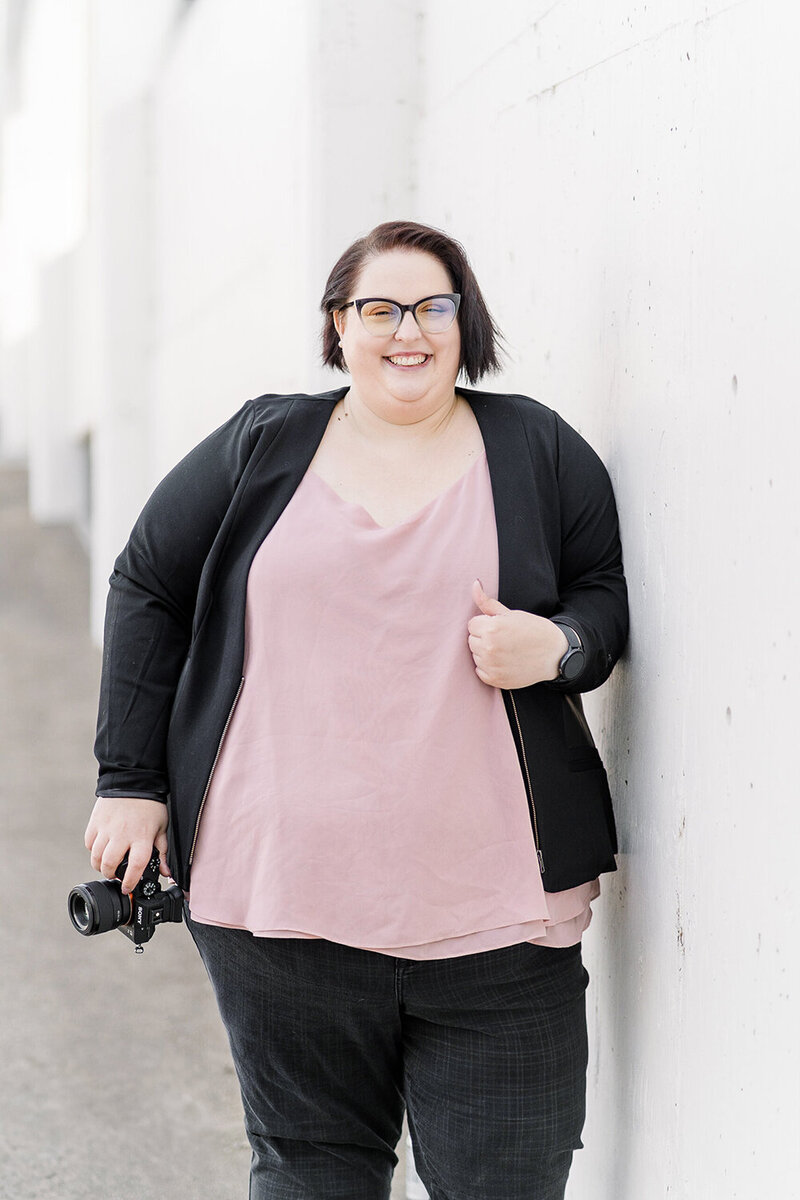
[95,387,629,892]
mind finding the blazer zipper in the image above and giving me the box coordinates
[189,676,245,866]
[506,689,545,875]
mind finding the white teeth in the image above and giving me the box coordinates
[388,354,428,366]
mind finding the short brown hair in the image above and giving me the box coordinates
[320,220,503,385]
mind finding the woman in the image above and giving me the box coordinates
[85,220,628,1200]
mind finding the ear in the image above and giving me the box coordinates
[333,309,346,339]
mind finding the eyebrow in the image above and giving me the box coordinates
[345,293,456,305]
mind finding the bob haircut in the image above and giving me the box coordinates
[320,220,503,385]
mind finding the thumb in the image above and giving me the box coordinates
[472,578,508,616]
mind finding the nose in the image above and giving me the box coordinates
[393,309,421,341]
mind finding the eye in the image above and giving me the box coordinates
[419,300,448,316]
[361,302,397,320]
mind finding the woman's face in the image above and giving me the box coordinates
[335,249,461,425]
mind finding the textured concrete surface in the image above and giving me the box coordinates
[0,467,407,1199]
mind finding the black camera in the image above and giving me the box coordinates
[68,847,183,950]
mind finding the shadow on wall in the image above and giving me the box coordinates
[593,645,645,1198]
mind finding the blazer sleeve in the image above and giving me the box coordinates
[94,401,257,800]
[546,412,629,694]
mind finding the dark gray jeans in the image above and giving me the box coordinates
[185,910,589,1200]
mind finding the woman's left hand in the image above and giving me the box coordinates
[467,580,568,689]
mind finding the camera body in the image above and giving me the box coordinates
[68,848,184,949]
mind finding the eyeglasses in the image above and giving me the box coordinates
[339,293,461,336]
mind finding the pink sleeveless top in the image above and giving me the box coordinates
[188,453,599,958]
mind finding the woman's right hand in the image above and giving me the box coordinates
[84,797,170,895]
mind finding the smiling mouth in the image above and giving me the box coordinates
[385,354,431,367]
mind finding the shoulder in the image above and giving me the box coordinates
[149,387,344,496]
[460,386,554,422]
[461,386,612,484]
[460,386,567,441]
[249,386,346,437]
[460,386,580,455]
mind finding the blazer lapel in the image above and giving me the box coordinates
[464,389,560,615]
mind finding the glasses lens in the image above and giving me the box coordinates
[358,300,402,335]
[415,296,458,333]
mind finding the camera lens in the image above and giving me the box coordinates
[68,891,93,932]
[68,879,132,936]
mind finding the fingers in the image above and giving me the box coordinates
[84,797,169,894]
[120,840,155,895]
[89,831,144,891]
[87,830,108,873]
[84,820,95,852]
[470,581,560,688]
[468,585,499,684]
[467,616,490,639]
[468,607,504,679]
[86,816,115,875]
[468,628,500,687]
[155,828,170,877]
[468,636,494,679]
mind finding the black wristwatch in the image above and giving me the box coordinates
[552,622,585,682]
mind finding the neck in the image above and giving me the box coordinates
[342,387,462,446]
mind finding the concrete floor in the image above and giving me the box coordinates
[0,468,407,1200]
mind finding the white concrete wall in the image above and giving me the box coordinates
[85,0,421,630]
[1,1,798,1195]
[151,0,313,474]
[150,0,423,475]
[0,0,91,516]
[409,3,799,1196]
[85,0,191,632]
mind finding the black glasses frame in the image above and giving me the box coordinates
[339,293,461,335]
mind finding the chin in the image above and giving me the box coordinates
[387,385,439,407]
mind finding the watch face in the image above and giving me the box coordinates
[561,648,585,681]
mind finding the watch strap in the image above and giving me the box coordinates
[552,622,585,681]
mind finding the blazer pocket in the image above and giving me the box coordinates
[567,746,604,772]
